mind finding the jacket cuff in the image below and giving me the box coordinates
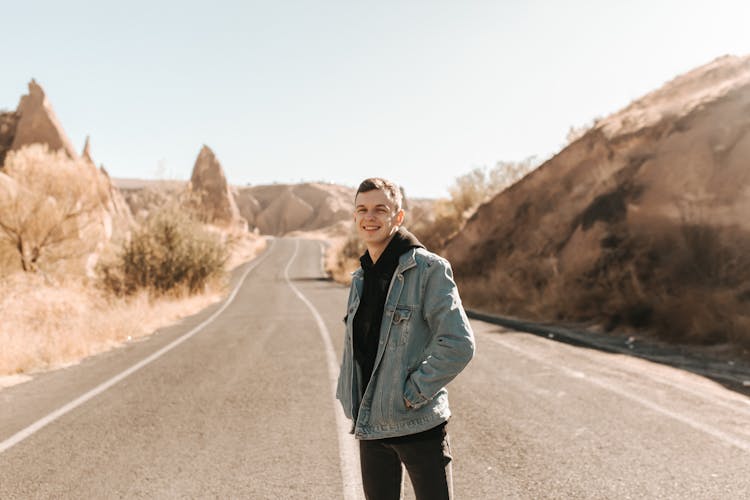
[403,378,429,409]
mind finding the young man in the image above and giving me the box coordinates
[336,177,475,500]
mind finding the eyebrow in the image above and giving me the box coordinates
[356,204,390,209]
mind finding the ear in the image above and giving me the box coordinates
[395,209,405,226]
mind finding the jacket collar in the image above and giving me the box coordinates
[351,247,418,280]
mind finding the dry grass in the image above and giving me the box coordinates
[324,230,363,285]
[225,231,267,270]
[0,233,266,378]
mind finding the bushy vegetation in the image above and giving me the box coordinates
[411,157,538,251]
[99,204,228,296]
[0,145,263,376]
[324,227,365,284]
[0,144,108,274]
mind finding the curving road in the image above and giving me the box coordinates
[1,238,749,499]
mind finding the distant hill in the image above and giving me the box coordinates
[115,178,358,236]
[444,55,750,348]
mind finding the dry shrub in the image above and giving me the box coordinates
[643,222,750,346]
[544,220,750,346]
[457,210,750,349]
[223,231,267,271]
[0,223,265,377]
[410,199,463,252]
[325,227,364,285]
[99,204,228,296]
[0,144,109,274]
[412,159,538,253]
[649,289,747,346]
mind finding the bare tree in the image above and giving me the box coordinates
[0,145,108,273]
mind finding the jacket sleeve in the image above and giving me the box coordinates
[403,257,475,408]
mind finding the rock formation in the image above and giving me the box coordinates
[81,136,94,166]
[443,54,750,345]
[187,145,245,229]
[0,80,134,276]
[10,79,78,159]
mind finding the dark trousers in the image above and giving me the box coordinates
[359,425,453,500]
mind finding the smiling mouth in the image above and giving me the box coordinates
[362,225,381,231]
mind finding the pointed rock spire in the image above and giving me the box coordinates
[188,145,243,227]
[10,79,78,158]
[81,135,95,166]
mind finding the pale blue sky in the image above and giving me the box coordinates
[2,0,749,198]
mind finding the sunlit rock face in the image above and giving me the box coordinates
[443,55,750,344]
[187,145,245,229]
[10,79,78,159]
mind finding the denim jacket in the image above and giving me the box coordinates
[336,247,475,440]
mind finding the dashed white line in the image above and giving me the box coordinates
[0,239,276,455]
[284,238,363,500]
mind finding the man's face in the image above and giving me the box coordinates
[354,189,404,248]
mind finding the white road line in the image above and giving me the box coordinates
[284,239,363,500]
[489,335,750,452]
[0,238,277,455]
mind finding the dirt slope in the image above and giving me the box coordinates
[444,55,750,347]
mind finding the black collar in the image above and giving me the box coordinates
[360,228,424,273]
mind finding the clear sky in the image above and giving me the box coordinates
[2,0,749,198]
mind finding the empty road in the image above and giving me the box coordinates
[2,238,749,499]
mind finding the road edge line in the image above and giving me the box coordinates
[0,238,277,455]
[283,239,363,500]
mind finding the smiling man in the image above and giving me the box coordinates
[336,177,475,500]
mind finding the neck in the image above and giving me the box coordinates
[367,233,396,264]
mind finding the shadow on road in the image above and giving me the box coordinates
[467,310,750,398]
[291,276,333,283]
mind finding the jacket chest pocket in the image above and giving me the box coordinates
[389,306,413,347]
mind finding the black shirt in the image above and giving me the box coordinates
[353,228,448,442]
[353,228,423,393]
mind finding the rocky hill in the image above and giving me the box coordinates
[444,55,750,348]
[0,80,132,276]
[235,182,354,235]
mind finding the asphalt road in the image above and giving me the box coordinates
[1,238,749,499]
